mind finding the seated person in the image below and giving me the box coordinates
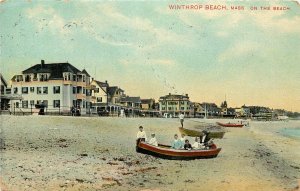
[192,137,204,149]
[148,133,158,146]
[171,134,183,149]
[184,139,192,150]
[204,139,214,149]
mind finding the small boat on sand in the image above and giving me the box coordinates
[179,127,225,139]
[216,122,244,128]
[136,140,221,160]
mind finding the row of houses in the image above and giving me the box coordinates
[0,60,287,118]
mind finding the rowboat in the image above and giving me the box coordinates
[179,127,225,139]
[216,122,244,128]
[136,139,221,160]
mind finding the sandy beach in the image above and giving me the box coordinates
[0,115,299,191]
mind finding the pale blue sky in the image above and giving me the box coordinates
[1,1,299,111]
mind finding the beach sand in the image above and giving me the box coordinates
[0,115,299,191]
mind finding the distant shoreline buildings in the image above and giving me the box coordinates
[0,60,299,119]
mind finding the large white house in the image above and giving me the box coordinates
[9,60,92,114]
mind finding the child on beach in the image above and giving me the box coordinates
[171,134,183,149]
[184,139,192,150]
[148,133,158,146]
[136,126,147,142]
[179,113,184,127]
[192,137,203,149]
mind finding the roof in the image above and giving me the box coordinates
[22,62,81,79]
[159,94,189,100]
[121,96,141,103]
[81,69,91,77]
[94,80,109,93]
[141,99,155,104]
[0,73,8,87]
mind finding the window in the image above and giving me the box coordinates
[53,86,60,94]
[83,100,86,108]
[95,88,99,93]
[53,100,60,108]
[22,100,28,108]
[73,87,76,94]
[181,107,185,110]
[6,88,11,94]
[180,101,184,105]
[73,100,76,107]
[22,87,28,94]
[25,75,31,82]
[97,97,102,102]
[83,75,86,82]
[162,107,165,110]
[13,87,18,94]
[16,102,19,108]
[30,87,34,93]
[83,88,86,94]
[43,100,48,107]
[37,100,42,105]
[40,74,48,81]
[86,89,91,96]
[30,100,34,106]
[43,87,48,94]
[37,87,42,94]
[73,75,76,81]
[168,107,172,110]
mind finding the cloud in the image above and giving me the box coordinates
[25,5,70,36]
[218,41,259,63]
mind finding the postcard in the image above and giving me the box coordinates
[0,1,299,191]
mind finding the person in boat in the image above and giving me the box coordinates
[192,137,203,149]
[179,112,185,127]
[171,134,183,149]
[148,133,158,146]
[180,133,186,143]
[136,126,147,142]
[184,139,192,150]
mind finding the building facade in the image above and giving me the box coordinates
[9,60,91,114]
[159,93,191,117]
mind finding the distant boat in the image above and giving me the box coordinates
[178,127,225,139]
[136,140,221,160]
[277,115,289,121]
[216,122,244,128]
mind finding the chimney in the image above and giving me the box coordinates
[92,77,94,81]
[186,94,188,97]
[169,93,171,95]
[41,60,45,67]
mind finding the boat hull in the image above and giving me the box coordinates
[216,122,244,128]
[136,141,221,160]
[179,127,225,139]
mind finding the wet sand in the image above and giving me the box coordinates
[0,115,299,191]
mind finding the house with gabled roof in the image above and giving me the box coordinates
[120,96,141,117]
[90,80,125,115]
[9,60,92,114]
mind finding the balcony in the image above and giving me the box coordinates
[76,93,86,100]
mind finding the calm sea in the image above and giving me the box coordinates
[280,127,300,139]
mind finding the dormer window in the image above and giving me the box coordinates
[39,74,48,82]
[24,74,31,82]
[16,75,23,82]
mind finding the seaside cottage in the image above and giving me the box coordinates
[90,79,125,116]
[9,60,92,115]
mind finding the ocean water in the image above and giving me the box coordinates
[280,127,300,139]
